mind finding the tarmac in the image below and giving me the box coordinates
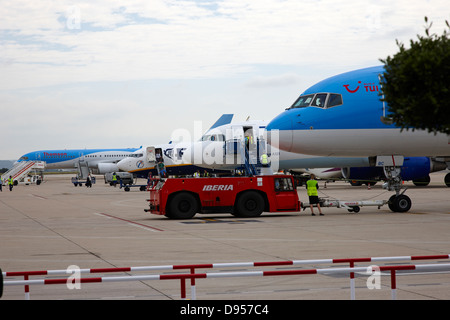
[1,171,449,300]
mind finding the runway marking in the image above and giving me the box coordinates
[29,194,48,200]
[95,212,164,232]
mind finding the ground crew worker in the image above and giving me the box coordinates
[306,174,323,216]
[112,172,118,187]
[260,153,269,167]
[8,176,14,191]
[0,176,3,192]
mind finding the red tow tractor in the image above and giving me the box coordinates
[145,175,301,219]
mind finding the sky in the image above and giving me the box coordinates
[1,0,448,159]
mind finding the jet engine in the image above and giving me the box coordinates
[342,157,447,186]
[97,163,120,174]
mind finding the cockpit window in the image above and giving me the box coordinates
[311,93,327,108]
[327,94,343,107]
[289,93,343,109]
[291,94,315,108]
[201,134,225,142]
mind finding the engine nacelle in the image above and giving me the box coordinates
[342,157,434,182]
[398,157,430,181]
[341,167,384,181]
[97,163,120,174]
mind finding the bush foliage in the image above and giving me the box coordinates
[380,17,450,135]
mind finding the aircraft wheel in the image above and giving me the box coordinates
[167,192,198,219]
[445,173,450,187]
[235,191,264,217]
[389,195,412,213]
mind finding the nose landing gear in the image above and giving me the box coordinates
[382,164,412,213]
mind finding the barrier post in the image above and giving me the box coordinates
[180,278,186,300]
[24,275,30,300]
[190,267,196,300]
[349,261,355,300]
[391,270,397,300]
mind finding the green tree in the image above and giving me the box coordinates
[380,17,450,135]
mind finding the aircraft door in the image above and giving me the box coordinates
[223,126,244,165]
[225,125,244,141]
[273,177,298,210]
[146,147,156,164]
[148,147,166,178]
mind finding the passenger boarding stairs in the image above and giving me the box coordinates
[1,161,45,185]
[75,159,90,179]
[224,138,270,176]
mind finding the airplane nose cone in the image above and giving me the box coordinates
[117,158,132,171]
[266,112,294,152]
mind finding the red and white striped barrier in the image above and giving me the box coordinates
[3,254,450,300]
[4,263,450,300]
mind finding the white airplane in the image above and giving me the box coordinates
[179,120,445,187]
[266,66,450,210]
[116,114,234,178]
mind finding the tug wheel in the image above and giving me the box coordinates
[235,191,264,217]
[167,192,198,219]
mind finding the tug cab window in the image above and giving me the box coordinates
[289,93,343,109]
[274,177,294,191]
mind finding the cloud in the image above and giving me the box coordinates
[1,0,449,158]
[2,0,449,90]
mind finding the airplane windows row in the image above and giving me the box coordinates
[85,154,132,158]
[289,93,343,109]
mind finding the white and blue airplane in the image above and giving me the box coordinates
[16,147,142,174]
[266,65,450,211]
[179,119,446,187]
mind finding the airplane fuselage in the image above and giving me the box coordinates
[17,148,141,171]
[266,66,450,157]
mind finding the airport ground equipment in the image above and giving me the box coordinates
[301,198,388,213]
[71,176,96,187]
[121,184,147,192]
[104,172,133,185]
[145,175,301,219]
[1,161,45,186]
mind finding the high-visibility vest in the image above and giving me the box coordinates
[8,178,14,185]
[306,179,318,196]
[261,154,268,165]
[112,174,117,181]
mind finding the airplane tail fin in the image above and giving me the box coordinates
[207,114,234,131]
